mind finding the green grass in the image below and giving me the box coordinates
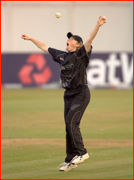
[1,88,133,179]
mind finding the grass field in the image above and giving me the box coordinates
[1,88,133,179]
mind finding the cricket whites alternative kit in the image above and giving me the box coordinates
[48,42,92,163]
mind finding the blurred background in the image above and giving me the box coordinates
[1,2,133,179]
[1,1,133,88]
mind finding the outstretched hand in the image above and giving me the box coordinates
[97,16,106,26]
[21,34,31,40]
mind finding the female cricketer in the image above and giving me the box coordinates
[21,15,106,171]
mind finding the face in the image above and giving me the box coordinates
[66,37,80,52]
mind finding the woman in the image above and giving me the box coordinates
[21,16,106,172]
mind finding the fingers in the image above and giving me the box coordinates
[103,16,106,20]
[97,16,106,26]
[21,34,25,39]
[99,16,106,25]
[100,16,106,20]
[21,34,29,40]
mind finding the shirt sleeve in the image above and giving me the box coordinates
[76,45,93,67]
[76,45,93,59]
[48,47,66,64]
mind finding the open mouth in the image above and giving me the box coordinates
[67,42,69,46]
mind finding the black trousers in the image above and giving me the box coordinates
[64,86,90,162]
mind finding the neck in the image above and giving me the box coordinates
[67,47,77,52]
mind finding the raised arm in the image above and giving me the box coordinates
[84,16,106,52]
[21,34,50,53]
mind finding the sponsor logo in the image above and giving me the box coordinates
[60,57,64,61]
[87,53,133,87]
[18,54,52,84]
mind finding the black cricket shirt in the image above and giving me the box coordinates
[48,45,92,90]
